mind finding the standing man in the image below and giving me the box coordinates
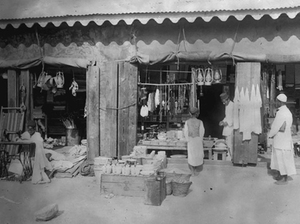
[268,93,296,185]
[183,107,205,176]
[219,92,234,160]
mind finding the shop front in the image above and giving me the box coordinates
[0,0,300,166]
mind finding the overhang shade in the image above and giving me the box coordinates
[131,36,300,65]
[0,0,299,28]
[0,57,90,69]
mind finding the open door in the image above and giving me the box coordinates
[98,61,137,158]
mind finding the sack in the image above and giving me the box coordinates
[8,159,23,176]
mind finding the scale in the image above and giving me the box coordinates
[146,124,158,139]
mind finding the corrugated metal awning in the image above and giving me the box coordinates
[0,0,299,28]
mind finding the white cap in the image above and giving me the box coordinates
[277,93,287,102]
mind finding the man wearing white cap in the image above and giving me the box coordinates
[268,93,297,185]
[219,92,234,160]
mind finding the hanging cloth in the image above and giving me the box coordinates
[154,88,160,108]
[239,87,246,133]
[250,84,257,133]
[242,87,252,141]
[140,105,149,117]
[147,93,154,112]
[233,86,240,130]
[254,84,262,134]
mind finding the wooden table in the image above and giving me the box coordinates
[0,141,35,179]
[138,142,212,160]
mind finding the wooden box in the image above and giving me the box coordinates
[100,174,147,197]
[233,130,258,165]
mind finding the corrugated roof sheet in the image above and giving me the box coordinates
[0,0,300,28]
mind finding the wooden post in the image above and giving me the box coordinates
[7,70,17,107]
[87,63,100,162]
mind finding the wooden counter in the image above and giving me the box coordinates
[138,139,214,160]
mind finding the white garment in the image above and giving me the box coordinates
[233,86,240,130]
[239,87,246,133]
[271,148,296,176]
[154,89,160,108]
[222,101,234,137]
[242,87,252,140]
[269,105,296,176]
[20,131,53,184]
[269,105,293,149]
[140,105,149,117]
[183,118,205,166]
[254,84,262,134]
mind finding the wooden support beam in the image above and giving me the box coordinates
[118,62,138,157]
[87,64,100,162]
[7,70,17,107]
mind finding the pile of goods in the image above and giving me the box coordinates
[94,150,167,177]
[43,137,66,148]
[45,141,88,178]
[140,130,187,147]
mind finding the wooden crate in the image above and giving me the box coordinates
[100,174,147,197]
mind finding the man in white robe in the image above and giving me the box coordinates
[268,93,296,185]
[17,120,54,184]
[183,107,205,176]
[219,92,234,160]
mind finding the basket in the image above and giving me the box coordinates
[166,181,173,195]
[172,181,192,197]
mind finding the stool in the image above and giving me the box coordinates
[213,150,227,161]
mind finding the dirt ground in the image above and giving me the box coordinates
[1,160,300,224]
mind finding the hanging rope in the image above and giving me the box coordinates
[229,22,240,66]
[182,28,188,52]
[35,28,44,72]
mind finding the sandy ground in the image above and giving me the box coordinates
[1,162,300,224]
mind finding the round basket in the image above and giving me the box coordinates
[166,181,173,195]
[172,181,192,197]
[166,173,191,183]
[174,173,192,182]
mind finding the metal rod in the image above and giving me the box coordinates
[142,69,192,73]
[138,82,193,86]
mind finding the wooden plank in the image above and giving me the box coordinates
[99,62,117,157]
[127,63,138,155]
[87,64,100,161]
[118,62,137,157]
[100,174,147,197]
[118,62,128,157]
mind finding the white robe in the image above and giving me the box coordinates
[20,131,53,184]
[269,105,296,176]
[183,118,205,166]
